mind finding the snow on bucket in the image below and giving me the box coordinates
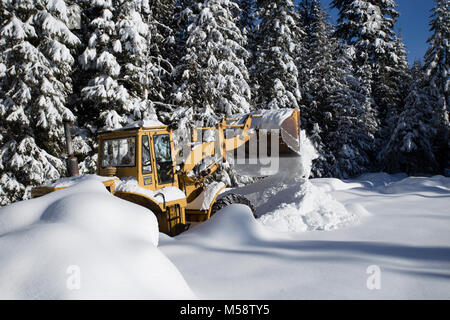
[226,109,302,177]
[226,108,301,157]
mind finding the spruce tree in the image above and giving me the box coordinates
[423,0,449,173]
[144,0,178,123]
[299,0,376,178]
[252,0,303,110]
[171,0,253,186]
[380,62,440,174]
[331,0,409,150]
[75,0,168,172]
[173,0,251,124]
[78,0,130,130]
[0,0,80,204]
[234,0,255,32]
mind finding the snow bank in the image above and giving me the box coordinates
[179,204,281,245]
[353,172,408,188]
[257,181,360,232]
[42,174,117,188]
[377,175,450,194]
[0,178,195,299]
[310,178,364,192]
[351,172,450,194]
[229,131,364,233]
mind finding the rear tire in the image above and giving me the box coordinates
[210,193,256,218]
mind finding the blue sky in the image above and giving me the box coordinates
[318,0,436,65]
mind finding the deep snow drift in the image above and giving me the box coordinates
[0,177,195,299]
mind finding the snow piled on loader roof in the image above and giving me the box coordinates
[97,119,166,133]
[122,119,166,129]
[0,179,195,299]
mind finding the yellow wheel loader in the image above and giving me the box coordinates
[31,109,301,236]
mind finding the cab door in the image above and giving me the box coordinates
[150,132,177,188]
[140,133,155,188]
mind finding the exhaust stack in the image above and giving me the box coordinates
[64,121,79,177]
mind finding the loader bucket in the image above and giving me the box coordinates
[226,108,301,157]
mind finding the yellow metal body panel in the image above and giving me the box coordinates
[114,191,187,235]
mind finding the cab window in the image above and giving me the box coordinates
[142,135,152,174]
[153,134,174,184]
[101,137,136,167]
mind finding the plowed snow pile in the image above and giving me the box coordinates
[256,179,361,232]
[0,177,195,299]
[232,131,365,232]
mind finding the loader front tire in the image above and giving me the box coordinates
[210,193,256,218]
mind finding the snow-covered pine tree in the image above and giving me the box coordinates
[252,0,303,110]
[173,0,251,123]
[145,0,180,123]
[298,0,334,128]
[327,46,379,178]
[151,0,177,28]
[0,0,80,205]
[79,0,177,128]
[234,0,255,33]
[423,0,449,173]
[171,0,252,186]
[78,0,130,130]
[115,0,156,120]
[298,0,377,178]
[75,0,168,172]
[331,0,408,151]
[297,0,335,176]
[391,31,411,108]
[163,0,197,148]
[74,0,127,173]
[380,62,440,174]
[233,0,256,118]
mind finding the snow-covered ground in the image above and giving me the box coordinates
[0,172,449,299]
[160,173,450,299]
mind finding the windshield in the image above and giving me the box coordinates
[101,137,136,167]
[153,134,174,184]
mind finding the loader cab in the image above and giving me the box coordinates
[97,126,178,191]
[140,131,176,189]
